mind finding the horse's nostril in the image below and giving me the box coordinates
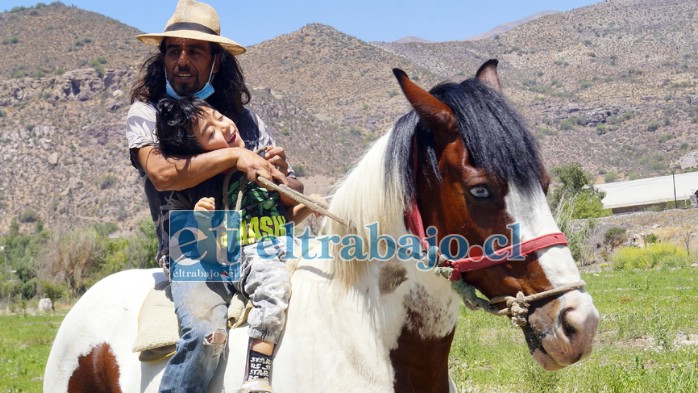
[560,307,577,339]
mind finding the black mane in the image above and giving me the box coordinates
[385,78,543,203]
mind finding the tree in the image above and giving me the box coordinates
[549,164,610,219]
[37,228,103,298]
[128,218,158,269]
[549,164,610,265]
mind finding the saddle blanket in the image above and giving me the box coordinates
[132,280,250,362]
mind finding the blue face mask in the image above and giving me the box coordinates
[165,60,216,100]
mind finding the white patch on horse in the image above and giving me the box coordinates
[403,284,457,339]
[504,184,581,287]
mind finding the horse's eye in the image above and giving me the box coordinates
[470,185,491,199]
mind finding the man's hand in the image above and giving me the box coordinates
[234,148,278,183]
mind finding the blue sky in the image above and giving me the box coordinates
[3,1,600,46]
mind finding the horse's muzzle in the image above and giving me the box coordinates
[526,289,600,370]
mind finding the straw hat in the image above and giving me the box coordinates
[137,0,246,56]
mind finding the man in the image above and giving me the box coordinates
[126,1,302,391]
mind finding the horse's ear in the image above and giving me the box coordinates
[392,68,456,133]
[475,59,502,93]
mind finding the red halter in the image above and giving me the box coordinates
[406,138,568,281]
[405,199,567,280]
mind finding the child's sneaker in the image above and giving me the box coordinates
[239,378,272,393]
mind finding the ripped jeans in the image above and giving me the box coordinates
[159,237,292,393]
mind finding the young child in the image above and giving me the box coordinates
[156,96,315,392]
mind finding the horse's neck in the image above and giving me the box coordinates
[386,268,460,392]
[351,261,461,392]
[279,255,460,391]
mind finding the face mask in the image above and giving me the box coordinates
[165,59,216,100]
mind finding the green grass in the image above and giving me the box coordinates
[0,313,64,392]
[1,269,696,392]
[450,268,698,392]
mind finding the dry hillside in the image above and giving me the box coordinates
[0,2,148,78]
[374,0,698,176]
[1,0,698,234]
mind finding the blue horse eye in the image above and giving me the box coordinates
[470,186,490,198]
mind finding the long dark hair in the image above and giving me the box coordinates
[155,97,208,157]
[385,79,543,204]
[130,40,251,122]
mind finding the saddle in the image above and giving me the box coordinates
[132,280,251,362]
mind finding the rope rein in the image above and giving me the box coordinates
[451,279,587,327]
[255,176,353,229]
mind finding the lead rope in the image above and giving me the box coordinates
[450,279,587,327]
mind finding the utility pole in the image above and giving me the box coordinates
[672,170,678,209]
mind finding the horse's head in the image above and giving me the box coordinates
[391,60,599,370]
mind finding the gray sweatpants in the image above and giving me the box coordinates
[234,236,292,343]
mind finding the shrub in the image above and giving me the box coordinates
[292,164,306,177]
[18,208,40,223]
[39,280,68,301]
[20,279,38,300]
[100,174,117,189]
[604,226,627,247]
[89,58,105,77]
[610,243,691,270]
[596,123,607,135]
[644,233,658,244]
[604,170,619,183]
[647,120,661,132]
[558,117,577,131]
[2,36,20,45]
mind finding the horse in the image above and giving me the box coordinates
[44,59,600,392]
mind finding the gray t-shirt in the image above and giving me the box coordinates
[125,100,289,262]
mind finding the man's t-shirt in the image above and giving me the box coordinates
[125,100,290,262]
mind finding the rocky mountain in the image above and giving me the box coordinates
[1,0,697,234]
[373,0,698,176]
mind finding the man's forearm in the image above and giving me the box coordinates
[138,146,237,191]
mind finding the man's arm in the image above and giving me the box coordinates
[136,145,279,191]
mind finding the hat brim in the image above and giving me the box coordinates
[137,30,246,56]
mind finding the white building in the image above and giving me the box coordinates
[594,172,698,214]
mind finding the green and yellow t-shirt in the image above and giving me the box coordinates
[221,171,287,245]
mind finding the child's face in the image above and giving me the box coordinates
[193,106,245,151]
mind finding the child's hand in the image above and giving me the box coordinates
[264,146,290,176]
[307,194,327,217]
[195,197,215,211]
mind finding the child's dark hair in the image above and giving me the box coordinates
[155,97,209,156]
